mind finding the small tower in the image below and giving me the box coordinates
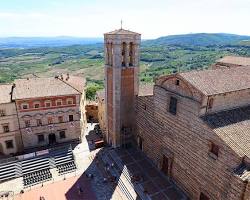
[104,28,141,147]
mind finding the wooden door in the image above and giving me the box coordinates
[200,193,210,200]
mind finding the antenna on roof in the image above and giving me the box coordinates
[120,19,123,29]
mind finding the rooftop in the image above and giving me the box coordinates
[13,75,85,100]
[138,84,154,96]
[104,28,140,35]
[0,84,12,104]
[201,105,250,158]
[179,66,250,95]
[216,56,250,67]
[96,90,105,100]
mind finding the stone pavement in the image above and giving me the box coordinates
[2,123,188,200]
[14,174,96,200]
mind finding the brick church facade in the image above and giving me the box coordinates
[100,28,250,200]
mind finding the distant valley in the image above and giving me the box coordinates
[0,33,250,97]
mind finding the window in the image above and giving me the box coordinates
[37,134,45,143]
[69,115,74,122]
[208,98,214,109]
[5,140,14,149]
[67,98,73,105]
[210,143,219,157]
[176,79,180,86]
[25,120,31,127]
[56,99,62,106]
[22,104,28,110]
[129,42,133,66]
[169,97,177,115]
[2,124,10,133]
[58,116,63,123]
[122,42,126,66]
[36,119,42,126]
[0,109,6,116]
[48,117,53,124]
[45,101,51,107]
[34,103,40,108]
[59,131,66,139]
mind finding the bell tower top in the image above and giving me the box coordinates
[104,28,141,68]
[104,28,141,36]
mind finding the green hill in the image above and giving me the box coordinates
[144,33,250,46]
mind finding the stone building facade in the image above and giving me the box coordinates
[85,101,98,123]
[0,74,86,155]
[0,84,22,155]
[96,90,106,136]
[135,67,250,200]
[101,28,250,200]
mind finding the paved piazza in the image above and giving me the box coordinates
[0,123,188,200]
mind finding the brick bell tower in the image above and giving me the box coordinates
[104,28,141,148]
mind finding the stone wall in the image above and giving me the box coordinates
[96,95,106,140]
[205,89,250,115]
[135,85,248,200]
[85,103,98,123]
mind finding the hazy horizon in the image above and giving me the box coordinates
[0,0,250,39]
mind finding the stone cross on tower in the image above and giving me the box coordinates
[104,28,141,147]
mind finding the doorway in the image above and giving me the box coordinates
[48,133,56,145]
[200,193,210,200]
[161,155,169,176]
[137,136,143,151]
[0,143,3,155]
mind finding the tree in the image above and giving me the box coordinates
[86,84,103,100]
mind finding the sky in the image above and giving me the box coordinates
[0,0,250,39]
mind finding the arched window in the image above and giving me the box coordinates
[110,43,113,66]
[129,42,133,66]
[122,42,126,66]
[106,43,110,65]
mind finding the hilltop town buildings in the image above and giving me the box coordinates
[99,28,250,200]
[0,74,86,155]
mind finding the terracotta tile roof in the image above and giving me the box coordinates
[201,105,250,158]
[60,74,86,93]
[13,75,85,100]
[0,84,12,104]
[105,28,140,35]
[217,56,250,67]
[138,84,154,96]
[179,66,250,95]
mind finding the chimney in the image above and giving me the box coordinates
[60,74,63,80]
[10,83,16,102]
